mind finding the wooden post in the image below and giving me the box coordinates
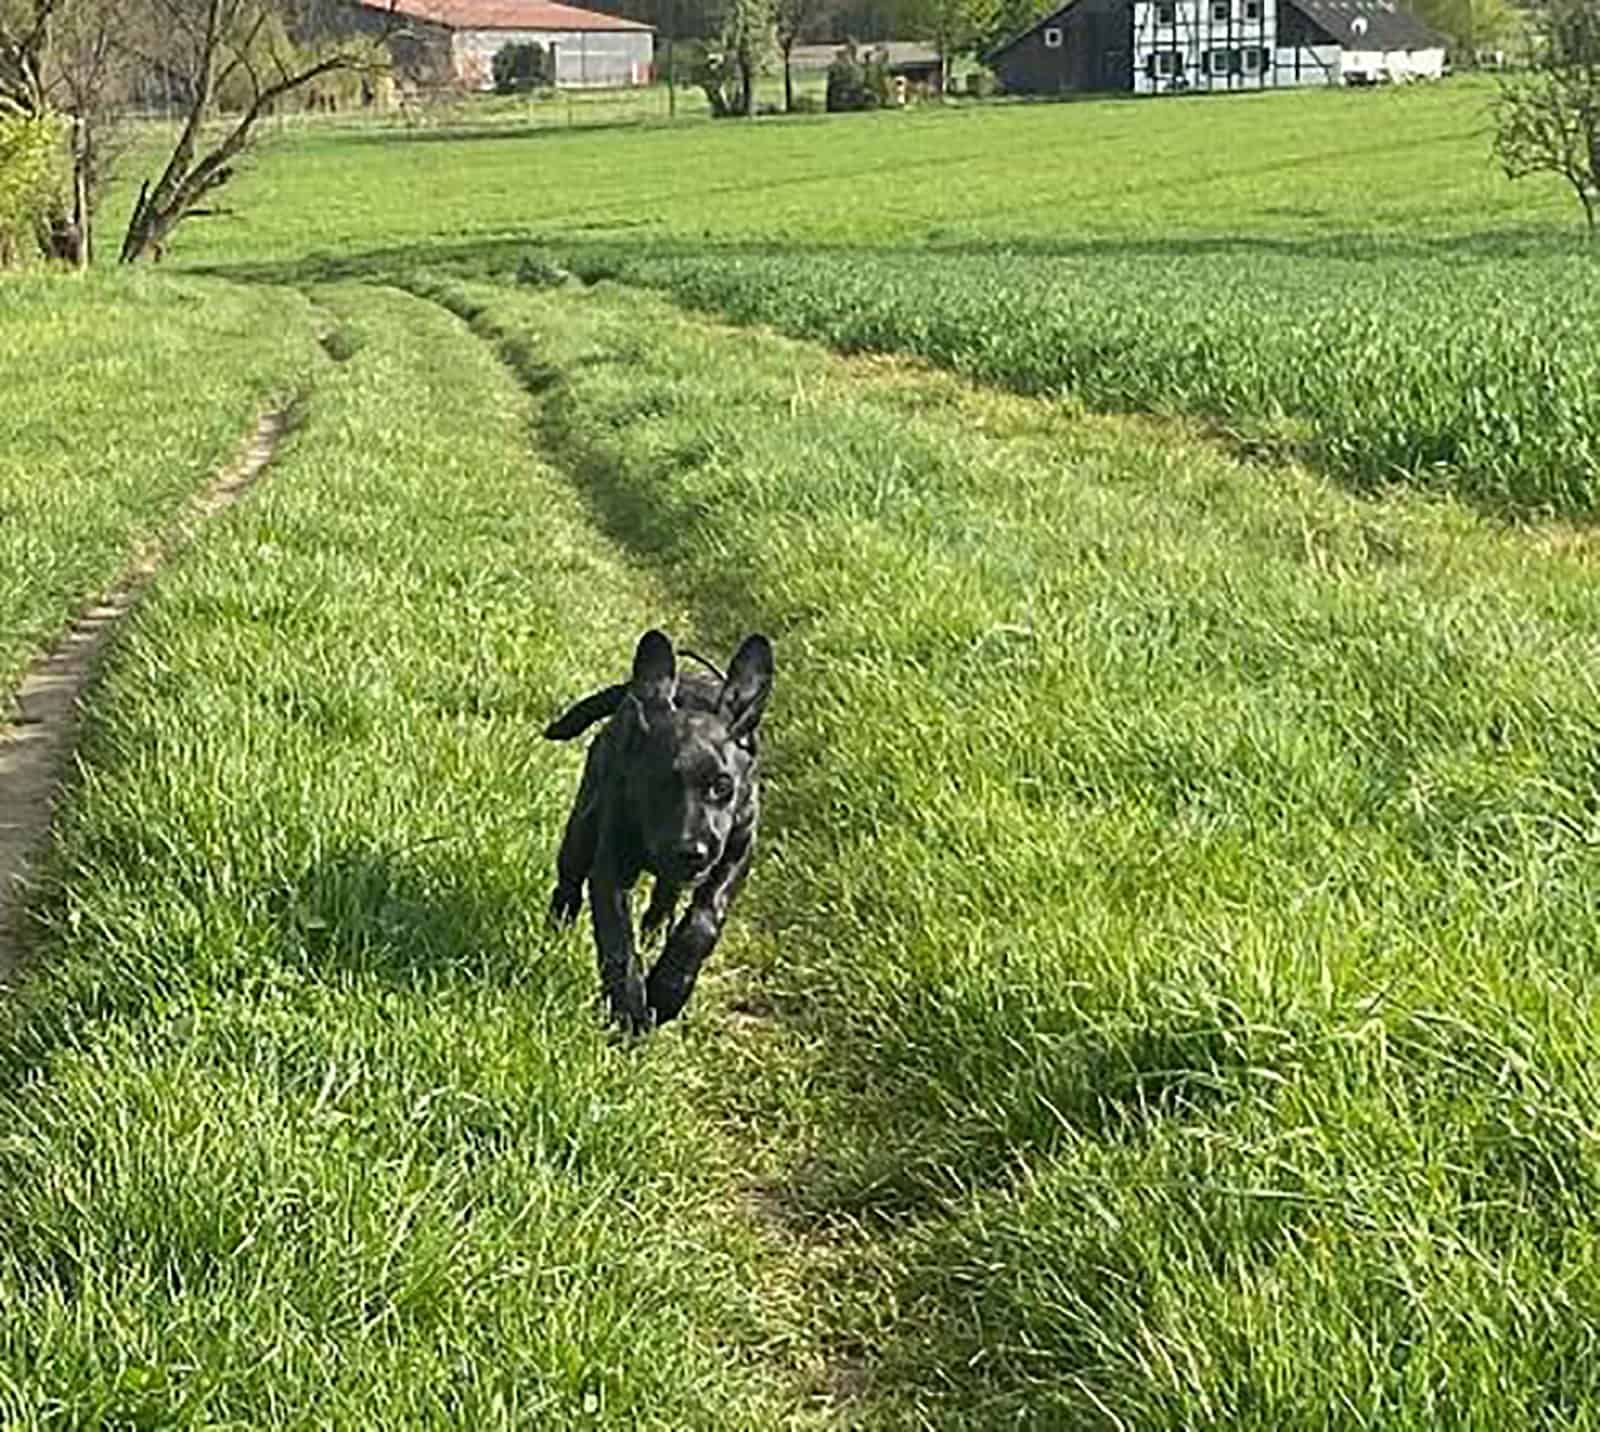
[72,117,90,271]
[666,0,676,118]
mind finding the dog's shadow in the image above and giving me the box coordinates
[273,842,571,996]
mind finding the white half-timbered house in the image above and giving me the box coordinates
[987,0,1444,96]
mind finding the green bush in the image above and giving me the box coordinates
[826,42,891,111]
[492,41,552,94]
[0,109,60,265]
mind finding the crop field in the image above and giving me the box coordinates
[4,77,1600,1427]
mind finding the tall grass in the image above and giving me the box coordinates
[550,241,1600,515]
[6,69,1600,1428]
[155,75,1597,516]
[431,273,1600,1426]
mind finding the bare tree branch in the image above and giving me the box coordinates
[121,6,388,262]
[0,0,64,111]
[1495,0,1600,237]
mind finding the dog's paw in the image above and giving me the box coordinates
[548,885,583,927]
[606,978,653,1037]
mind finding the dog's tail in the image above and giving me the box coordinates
[544,682,628,740]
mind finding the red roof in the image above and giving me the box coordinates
[371,0,652,30]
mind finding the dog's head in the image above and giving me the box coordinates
[622,629,774,886]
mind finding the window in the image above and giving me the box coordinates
[1156,2,1175,24]
[1044,25,1063,46]
[1212,1,1229,20]
[1244,0,1261,15]
[1208,46,1232,72]
[1242,44,1262,70]
[1148,48,1183,75]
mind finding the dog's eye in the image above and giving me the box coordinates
[707,774,735,803]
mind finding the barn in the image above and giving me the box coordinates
[351,0,655,90]
[986,0,1445,96]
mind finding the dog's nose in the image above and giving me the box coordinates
[676,840,712,870]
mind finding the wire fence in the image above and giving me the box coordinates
[121,71,837,148]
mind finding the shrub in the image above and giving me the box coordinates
[826,42,891,112]
[0,110,60,266]
[492,41,552,94]
[515,250,570,287]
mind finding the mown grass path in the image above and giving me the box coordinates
[428,275,1600,1428]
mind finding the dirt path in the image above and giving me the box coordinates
[0,410,287,991]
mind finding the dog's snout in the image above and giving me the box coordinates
[676,839,713,869]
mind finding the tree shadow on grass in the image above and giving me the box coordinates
[336,117,671,147]
[186,220,1587,292]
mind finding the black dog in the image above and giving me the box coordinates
[545,629,774,1032]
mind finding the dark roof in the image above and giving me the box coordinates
[984,0,1077,62]
[1284,0,1444,50]
[789,41,942,70]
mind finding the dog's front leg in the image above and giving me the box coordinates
[550,758,604,927]
[589,866,650,1033]
[641,879,682,938]
[646,828,753,1026]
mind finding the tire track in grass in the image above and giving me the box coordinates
[388,271,859,1424]
[0,408,290,990]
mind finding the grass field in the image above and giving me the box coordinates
[4,75,1600,1427]
[156,80,1544,259]
[0,275,318,699]
[165,78,1600,515]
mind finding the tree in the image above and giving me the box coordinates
[977,0,1049,61]
[0,0,55,116]
[773,0,827,110]
[692,0,771,116]
[1,0,110,262]
[119,0,391,262]
[824,39,887,109]
[44,0,144,264]
[900,0,995,91]
[6,0,394,265]
[1411,0,1514,61]
[1494,0,1600,238]
[492,38,549,92]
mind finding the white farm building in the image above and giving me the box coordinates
[987,0,1446,95]
[353,0,655,90]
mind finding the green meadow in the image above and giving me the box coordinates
[3,79,1600,1427]
[0,276,319,693]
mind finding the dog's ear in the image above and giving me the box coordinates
[720,634,774,740]
[629,629,678,727]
